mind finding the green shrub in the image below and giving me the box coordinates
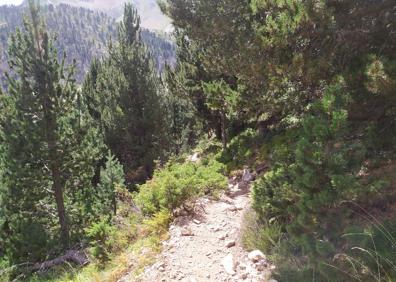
[135,157,227,216]
[219,128,259,171]
[252,81,390,279]
[143,210,172,235]
[6,219,52,265]
[86,218,117,264]
[0,258,10,282]
[96,152,126,216]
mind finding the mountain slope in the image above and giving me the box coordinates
[40,0,171,31]
[0,3,175,85]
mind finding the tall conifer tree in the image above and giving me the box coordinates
[83,4,164,185]
[0,0,104,263]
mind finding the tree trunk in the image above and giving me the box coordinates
[112,191,117,215]
[31,5,70,248]
[51,159,69,248]
[44,98,69,248]
[221,110,227,150]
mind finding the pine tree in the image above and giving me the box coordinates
[0,0,104,264]
[202,79,240,149]
[97,152,125,215]
[83,4,165,186]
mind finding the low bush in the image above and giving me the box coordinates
[135,156,227,216]
[218,128,260,172]
[86,218,117,264]
[142,210,172,236]
[252,82,391,280]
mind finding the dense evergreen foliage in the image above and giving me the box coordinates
[0,1,106,266]
[161,0,396,280]
[0,2,178,279]
[82,4,167,186]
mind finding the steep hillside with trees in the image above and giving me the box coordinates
[0,3,175,85]
[0,0,185,278]
[41,0,172,31]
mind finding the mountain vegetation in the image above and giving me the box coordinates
[0,3,175,85]
[161,0,396,280]
[0,0,395,281]
[44,0,172,31]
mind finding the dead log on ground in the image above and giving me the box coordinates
[31,250,89,272]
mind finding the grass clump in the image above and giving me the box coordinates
[241,209,283,254]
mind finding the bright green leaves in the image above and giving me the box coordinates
[365,55,396,96]
[96,152,126,216]
[251,0,309,48]
[202,79,240,117]
[136,157,227,216]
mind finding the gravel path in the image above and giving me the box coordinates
[130,172,273,282]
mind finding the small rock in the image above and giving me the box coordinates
[222,253,236,275]
[255,260,267,271]
[175,208,188,216]
[193,219,201,224]
[239,273,248,280]
[248,250,266,262]
[181,227,194,236]
[239,263,247,270]
[188,152,200,162]
[158,266,165,272]
[228,205,238,212]
[218,234,227,240]
[225,240,236,248]
[221,196,234,204]
[242,169,254,182]
[229,205,243,212]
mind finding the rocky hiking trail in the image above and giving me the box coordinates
[127,170,276,282]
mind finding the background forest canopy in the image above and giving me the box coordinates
[0,1,176,85]
[0,0,396,282]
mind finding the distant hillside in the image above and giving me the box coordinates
[0,3,175,85]
[31,0,172,31]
